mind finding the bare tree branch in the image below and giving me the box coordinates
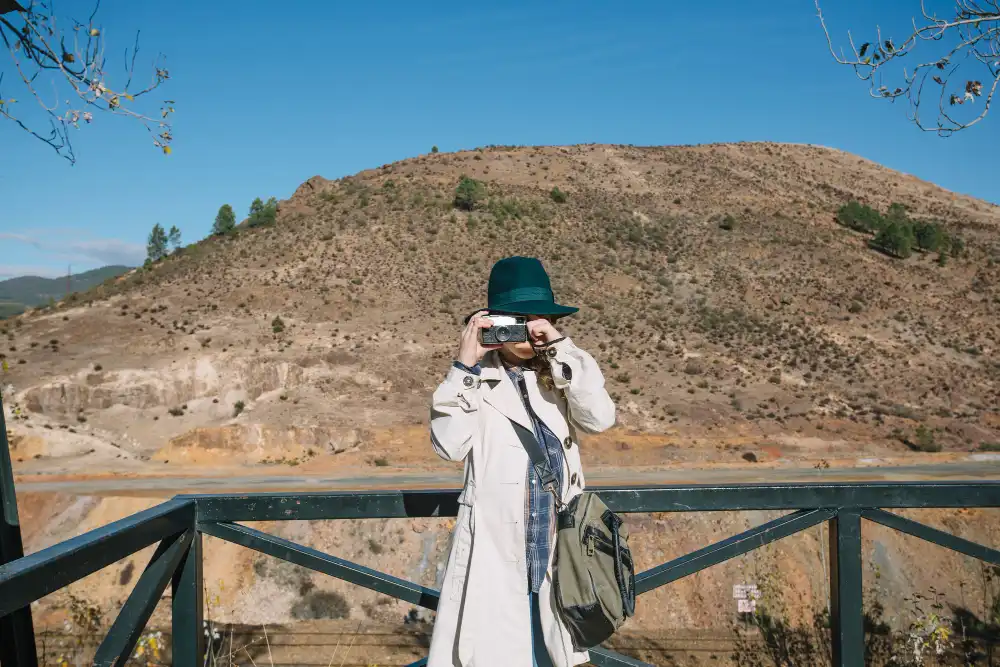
[817,0,1000,135]
[0,0,174,164]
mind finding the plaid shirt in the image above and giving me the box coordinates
[453,360,566,593]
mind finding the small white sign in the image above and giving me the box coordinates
[738,598,757,613]
[733,584,759,600]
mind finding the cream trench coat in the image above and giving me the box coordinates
[426,337,616,667]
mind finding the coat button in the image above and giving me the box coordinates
[563,436,572,450]
[571,473,578,485]
[463,376,474,388]
[546,347,557,359]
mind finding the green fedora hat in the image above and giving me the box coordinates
[464,256,578,323]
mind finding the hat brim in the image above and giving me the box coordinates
[463,302,579,324]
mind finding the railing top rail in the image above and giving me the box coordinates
[181,480,1000,521]
[0,498,194,617]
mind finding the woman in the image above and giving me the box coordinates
[427,256,616,667]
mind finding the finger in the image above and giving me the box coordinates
[476,318,494,328]
[466,314,486,331]
[481,344,503,350]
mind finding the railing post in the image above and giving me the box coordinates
[829,510,864,667]
[171,530,204,665]
[0,390,39,667]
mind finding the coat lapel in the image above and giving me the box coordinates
[480,351,534,432]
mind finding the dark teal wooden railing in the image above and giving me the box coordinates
[3,393,1000,666]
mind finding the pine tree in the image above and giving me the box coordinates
[249,197,264,218]
[454,177,486,211]
[913,220,944,252]
[146,224,168,262]
[167,225,182,251]
[248,197,277,227]
[212,204,236,235]
[871,221,913,259]
[836,200,883,234]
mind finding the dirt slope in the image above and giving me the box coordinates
[2,142,998,473]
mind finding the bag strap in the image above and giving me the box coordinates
[508,419,565,511]
[606,512,636,618]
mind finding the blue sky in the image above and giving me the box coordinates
[2,0,997,278]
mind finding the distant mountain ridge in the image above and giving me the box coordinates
[0,265,132,317]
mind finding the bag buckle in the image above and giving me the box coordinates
[586,533,596,557]
[542,479,566,513]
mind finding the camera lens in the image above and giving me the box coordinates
[495,326,510,342]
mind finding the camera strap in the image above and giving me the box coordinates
[531,336,566,350]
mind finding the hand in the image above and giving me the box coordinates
[458,310,502,367]
[527,318,561,346]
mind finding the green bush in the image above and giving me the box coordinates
[454,177,486,211]
[911,424,941,452]
[431,145,439,153]
[719,214,736,231]
[271,316,285,334]
[291,590,350,620]
[550,187,568,203]
[248,197,278,227]
[871,221,914,259]
[836,201,883,234]
[912,220,945,252]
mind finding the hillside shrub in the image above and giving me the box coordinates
[550,187,567,203]
[836,200,883,234]
[454,177,486,211]
[911,424,941,452]
[248,197,278,227]
[871,221,914,259]
[291,590,350,620]
[913,220,945,252]
[719,214,736,231]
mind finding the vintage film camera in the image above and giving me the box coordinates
[478,314,528,345]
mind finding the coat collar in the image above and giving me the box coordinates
[480,351,533,431]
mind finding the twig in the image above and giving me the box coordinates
[263,625,274,667]
[326,627,346,667]
[338,621,364,667]
[816,0,1000,134]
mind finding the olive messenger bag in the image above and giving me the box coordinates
[507,412,636,650]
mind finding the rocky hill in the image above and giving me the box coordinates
[4,142,1000,471]
[6,143,1000,660]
